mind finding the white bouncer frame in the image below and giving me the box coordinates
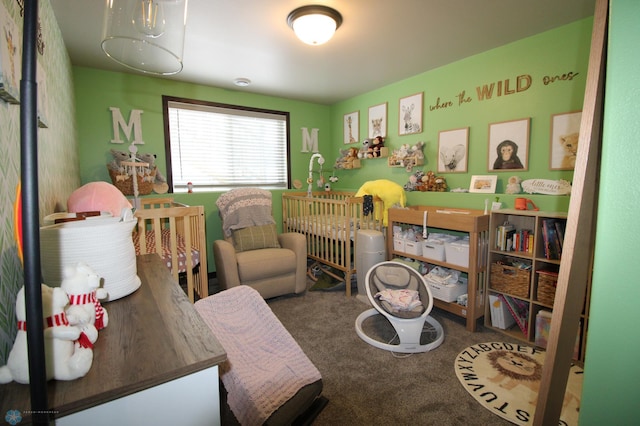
[355,261,444,353]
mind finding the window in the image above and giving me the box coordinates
[162,96,291,193]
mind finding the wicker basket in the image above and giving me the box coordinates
[490,263,531,298]
[536,271,558,306]
[108,166,156,196]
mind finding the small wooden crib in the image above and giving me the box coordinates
[282,191,384,296]
[133,198,208,302]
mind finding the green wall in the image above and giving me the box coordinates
[74,68,332,271]
[75,18,593,274]
[580,0,640,423]
[330,18,593,213]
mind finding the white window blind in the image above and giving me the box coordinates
[165,98,289,192]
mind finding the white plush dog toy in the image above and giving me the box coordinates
[0,284,94,384]
[62,262,109,336]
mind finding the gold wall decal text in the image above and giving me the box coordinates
[428,70,580,111]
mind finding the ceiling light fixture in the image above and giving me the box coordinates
[287,5,343,46]
[101,0,189,75]
[234,78,251,87]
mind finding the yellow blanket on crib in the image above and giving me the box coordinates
[355,179,406,226]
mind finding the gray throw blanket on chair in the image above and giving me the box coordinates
[216,188,275,237]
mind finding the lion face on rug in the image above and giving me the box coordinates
[487,350,542,392]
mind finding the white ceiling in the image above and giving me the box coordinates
[50,0,596,105]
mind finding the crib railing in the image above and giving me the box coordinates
[134,200,208,302]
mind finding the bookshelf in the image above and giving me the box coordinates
[485,209,591,362]
[387,206,490,332]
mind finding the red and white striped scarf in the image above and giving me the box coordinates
[68,290,106,330]
[18,313,93,349]
[17,312,69,331]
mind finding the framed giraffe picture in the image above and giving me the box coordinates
[343,111,359,144]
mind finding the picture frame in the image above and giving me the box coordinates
[437,127,469,173]
[469,175,498,193]
[343,111,359,144]
[0,2,21,104]
[488,118,530,171]
[398,92,423,135]
[550,110,582,170]
[368,102,387,138]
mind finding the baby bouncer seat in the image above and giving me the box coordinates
[355,261,444,353]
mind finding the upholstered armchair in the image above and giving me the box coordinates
[213,188,307,299]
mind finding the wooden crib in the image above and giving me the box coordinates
[282,191,384,296]
[133,198,208,302]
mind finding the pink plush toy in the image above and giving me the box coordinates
[67,181,132,217]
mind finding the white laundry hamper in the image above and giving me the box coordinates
[40,214,141,301]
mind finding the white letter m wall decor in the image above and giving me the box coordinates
[301,127,319,153]
[110,107,145,144]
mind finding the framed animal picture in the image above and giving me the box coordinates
[0,1,21,104]
[488,118,530,172]
[343,111,359,144]
[469,175,498,193]
[368,102,387,138]
[438,127,469,173]
[550,111,582,170]
[398,92,423,135]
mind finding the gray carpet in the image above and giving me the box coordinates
[263,283,519,426]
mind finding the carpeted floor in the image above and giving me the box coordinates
[212,276,522,426]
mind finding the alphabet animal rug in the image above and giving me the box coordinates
[454,342,583,425]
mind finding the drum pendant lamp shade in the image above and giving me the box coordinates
[101,0,188,75]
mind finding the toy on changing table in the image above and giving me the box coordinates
[62,262,109,340]
[0,284,94,384]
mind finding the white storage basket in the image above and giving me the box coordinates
[40,215,141,301]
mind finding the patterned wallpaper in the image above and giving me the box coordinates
[0,0,79,363]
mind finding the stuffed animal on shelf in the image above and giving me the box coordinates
[433,175,448,192]
[107,149,131,173]
[108,150,168,194]
[370,136,386,157]
[62,262,109,335]
[334,147,359,169]
[506,175,522,194]
[136,152,169,194]
[404,170,427,191]
[358,139,373,159]
[0,284,94,384]
[404,170,448,192]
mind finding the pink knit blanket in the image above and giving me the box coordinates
[194,286,321,425]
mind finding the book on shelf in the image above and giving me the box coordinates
[505,228,516,251]
[541,219,562,260]
[499,294,529,335]
[554,220,566,252]
[496,223,515,251]
[499,227,533,254]
[515,229,533,254]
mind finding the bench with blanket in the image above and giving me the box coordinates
[195,285,327,425]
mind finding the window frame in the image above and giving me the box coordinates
[162,95,292,193]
